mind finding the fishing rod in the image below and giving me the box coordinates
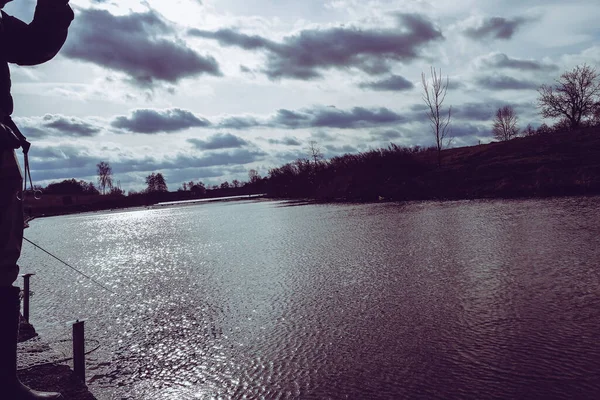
[23,237,116,295]
[6,98,115,295]
[14,126,116,296]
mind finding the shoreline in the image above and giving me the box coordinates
[24,190,600,222]
[24,194,269,221]
[18,316,97,399]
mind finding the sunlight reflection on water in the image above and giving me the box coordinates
[19,198,600,399]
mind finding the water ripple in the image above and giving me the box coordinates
[19,197,600,399]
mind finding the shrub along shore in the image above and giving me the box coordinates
[266,126,600,202]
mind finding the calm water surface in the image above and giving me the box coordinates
[19,198,600,399]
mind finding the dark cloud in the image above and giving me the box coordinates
[409,103,429,113]
[189,13,443,79]
[454,103,498,121]
[311,130,338,142]
[15,115,102,138]
[271,106,405,129]
[358,75,414,91]
[454,101,537,121]
[63,9,221,86]
[267,136,302,146]
[475,75,538,90]
[111,108,211,133]
[42,115,102,137]
[450,123,491,138]
[463,17,529,40]
[188,133,249,150]
[324,144,358,155]
[480,53,558,71]
[371,129,403,140]
[190,29,272,50]
[269,109,310,128]
[19,126,47,139]
[219,116,261,129]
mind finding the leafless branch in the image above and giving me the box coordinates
[492,105,519,141]
[306,140,324,165]
[538,64,600,129]
[422,67,453,166]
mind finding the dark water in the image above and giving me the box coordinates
[19,197,600,399]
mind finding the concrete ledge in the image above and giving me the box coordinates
[19,364,98,400]
[18,317,98,400]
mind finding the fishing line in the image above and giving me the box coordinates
[23,237,116,295]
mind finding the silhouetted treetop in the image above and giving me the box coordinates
[44,179,99,195]
[492,105,519,141]
[96,161,113,195]
[421,67,453,166]
[145,172,168,193]
[538,64,600,129]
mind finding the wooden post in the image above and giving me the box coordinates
[21,273,35,322]
[72,320,85,382]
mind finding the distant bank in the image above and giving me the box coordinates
[23,126,600,218]
[266,126,600,202]
[155,194,266,207]
[23,189,267,219]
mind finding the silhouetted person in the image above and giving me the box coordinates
[0,0,73,398]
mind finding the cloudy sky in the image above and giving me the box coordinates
[6,0,600,191]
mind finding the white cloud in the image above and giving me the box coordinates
[560,46,600,70]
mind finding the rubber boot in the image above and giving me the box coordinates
[0,286,63,399]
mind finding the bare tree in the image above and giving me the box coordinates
[306,140,324,165]
[492,105,519,141]
[96,161,113,195]
[591,102,600,126]
[421,67,452,166]
[538,64,600,130]
[522,124,536,137]
[248,169,261,184]
[536,123,552,135]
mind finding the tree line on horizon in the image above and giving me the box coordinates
[36,166,265,198]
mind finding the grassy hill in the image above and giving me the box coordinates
[436,126,600,199]
[266,126,600,201]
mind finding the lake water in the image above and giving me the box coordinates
[19,197,600,399]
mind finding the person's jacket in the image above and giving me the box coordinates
[0,0,74,150]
